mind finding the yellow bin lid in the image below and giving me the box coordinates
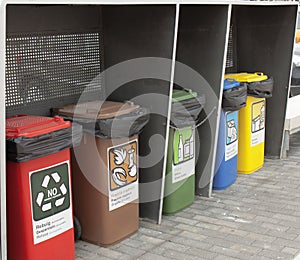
[225,72,268,83]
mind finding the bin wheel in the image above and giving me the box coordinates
[74,216,82,241]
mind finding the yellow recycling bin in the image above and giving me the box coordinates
[238,96,265,173]
[225,72,273,174]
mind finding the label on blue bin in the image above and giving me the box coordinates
[225,111,238,161]
[172,127,195,183]
[108,139,139,211]
[29,160,73,245]
[251,100,265,146]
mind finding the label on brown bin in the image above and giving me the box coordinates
[29,160,73,244]
[108,139,139,211]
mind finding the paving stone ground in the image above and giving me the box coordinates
[75,132,300,260]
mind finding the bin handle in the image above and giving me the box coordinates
[169,106,217,130]
[86,108,99,114]
[124,100,135,106]
[225,78,236,83]
[12,114,28,117]
[254,72,264,76]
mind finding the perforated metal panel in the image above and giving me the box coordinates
[226,25,234,69]
[6,33,104,116]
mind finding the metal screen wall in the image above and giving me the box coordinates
[226,25,234,69]
[6,32,104,116]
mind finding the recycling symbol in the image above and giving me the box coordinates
[35,172,67,212]
[30,162,70,221]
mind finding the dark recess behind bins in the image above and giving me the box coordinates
[227,5,297,158]
[101,5,176,221]
[175,5,229,196]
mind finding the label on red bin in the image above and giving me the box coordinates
[29,161,73,244]
[108,139,139,211]
[172,128,195,183]
[251,100,265,147]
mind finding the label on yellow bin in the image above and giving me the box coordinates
[108,139,139,211]
[251,100,265,147]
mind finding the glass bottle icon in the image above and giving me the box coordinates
[184,139,190,159]
[189,132,194,159]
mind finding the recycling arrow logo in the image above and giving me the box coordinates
[30,162,70,221]
[35,172,68,212]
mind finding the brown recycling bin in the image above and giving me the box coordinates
[56,101,149,246]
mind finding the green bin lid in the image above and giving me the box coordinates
[172,89,198,102]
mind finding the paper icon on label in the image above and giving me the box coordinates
[227,119,237,145]
[251,100,265,133]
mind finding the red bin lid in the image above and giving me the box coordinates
[6,115,71,138]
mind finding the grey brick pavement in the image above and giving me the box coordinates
[75,132,300,260]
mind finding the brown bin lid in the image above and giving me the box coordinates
[56,101,140,119]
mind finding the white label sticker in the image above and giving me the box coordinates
[172,128,195,183]
[29,161,73,245]
[108,139,139,211]
[251,100,265,147]
[225,111,238,161]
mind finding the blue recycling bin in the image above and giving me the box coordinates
[213,79,242,190]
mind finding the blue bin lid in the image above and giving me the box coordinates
[223,79,240,90]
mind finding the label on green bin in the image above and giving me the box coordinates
[251,100,265,146]
[225,111,238,161]
[29,161,73,245]
[172,128,195,183]
[108,139,139,211]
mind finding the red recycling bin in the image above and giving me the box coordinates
[6,115,80,260]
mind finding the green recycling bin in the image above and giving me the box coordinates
[163,89,205,215]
